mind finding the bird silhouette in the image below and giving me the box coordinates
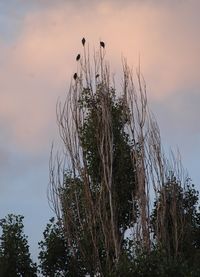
[100,41,105,48]
[76,54,80,61]
[82,37,86,46]
[73,73,78,80]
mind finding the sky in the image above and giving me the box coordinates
[0,0,200,262]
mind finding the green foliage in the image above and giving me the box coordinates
[38,217,86,277]
[61,173,107,275]
[120,247,200,277]
[0,214,37,277]
[79,85,137,230]
[38,217,68,276]
[151,177,200,272]
[58,85,139,274]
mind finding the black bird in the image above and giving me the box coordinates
[100,41,105,48]
[76,54,80,61]
[73,73,78,80]
[82,37,86,46]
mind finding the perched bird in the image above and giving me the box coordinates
[100,41,105,48]
[82,37,86,46]
[76,54,80,61]
[73,73,78,80]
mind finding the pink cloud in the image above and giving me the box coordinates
[0,1,199,151]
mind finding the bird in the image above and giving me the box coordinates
[76,54,80,61]
[82,37,86,46]
[100,41,105,48]
[73,73,78,80]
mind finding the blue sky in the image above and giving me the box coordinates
[0,0,200,262]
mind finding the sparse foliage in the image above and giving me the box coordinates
[48,40,200,276]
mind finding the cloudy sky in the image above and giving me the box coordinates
[0,0,199,262]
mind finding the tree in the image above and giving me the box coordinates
[0,214,37,277]
[48,41,164,275]
[151,175,200,266]
[38,217,86,276]
[48,40,200,275]
[38,217,67,276]
[57,89,140,275]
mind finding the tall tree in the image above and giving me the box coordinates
[49,41,162,275]
[0,214,37,277]
[48,40,197,275]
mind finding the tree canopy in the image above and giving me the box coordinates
[0,214,37,277]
